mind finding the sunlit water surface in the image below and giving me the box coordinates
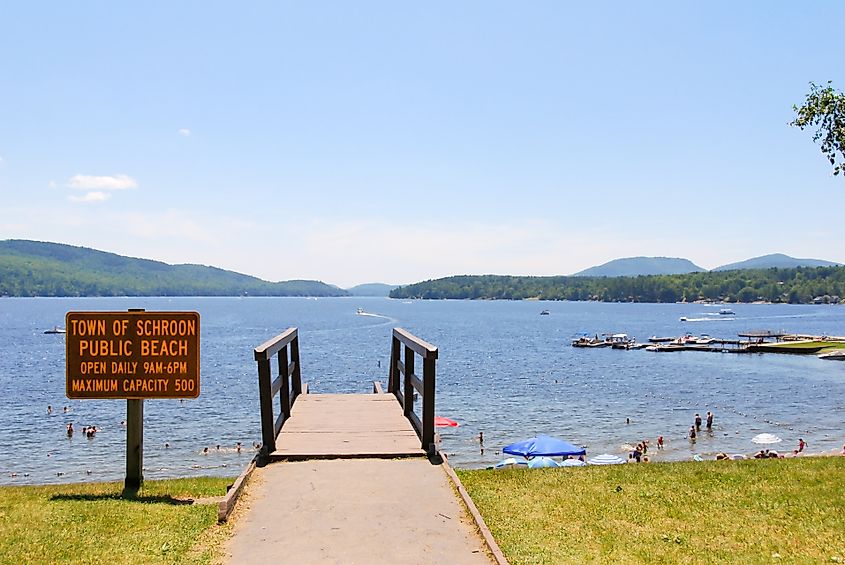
[1,297,844,484]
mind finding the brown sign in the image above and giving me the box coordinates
[66,311,200,399]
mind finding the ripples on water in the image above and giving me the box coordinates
[1,297,844,484]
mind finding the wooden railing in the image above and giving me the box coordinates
[254,327,302,454]
[388,328,438,453]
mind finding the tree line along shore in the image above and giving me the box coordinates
[389,266,845,304]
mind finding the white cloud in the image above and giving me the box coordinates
[69,191,111,203]
[0,156,5,166]
[48,180,57,188]
[67,174,138,190]
[178,128,191,137]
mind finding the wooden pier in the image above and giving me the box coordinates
[226,327,495,564]
[253,326,439,461]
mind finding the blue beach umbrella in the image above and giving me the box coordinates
[503,435,586,458]
[527,456,560,469]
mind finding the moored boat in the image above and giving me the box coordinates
[44,326,66,334]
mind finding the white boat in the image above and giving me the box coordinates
[44,326,66,334]
[356,307,365,315]
[719,309,735,315]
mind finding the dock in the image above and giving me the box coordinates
[224,327,494,564]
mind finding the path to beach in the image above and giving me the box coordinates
[224,458,492,564]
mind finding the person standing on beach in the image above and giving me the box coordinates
[694,413,702,431]
[798,438,806,453]
[657,435,664,450]
[706,411,713,431]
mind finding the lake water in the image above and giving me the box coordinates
[2,297,844,485]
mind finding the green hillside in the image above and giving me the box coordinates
[389,267,845,304]
[0,240,349,297]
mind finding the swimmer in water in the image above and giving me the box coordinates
[165,442,170,449]
[47,405,53,414]
[202,447,209,455]
[66,423,74,436]
[236,442,242,453]
[657,435,664,450]
[688,426,696,441]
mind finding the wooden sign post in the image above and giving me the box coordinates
[65,310,200,492]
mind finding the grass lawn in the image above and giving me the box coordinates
[457,457,845,564]
[0,477,234,564]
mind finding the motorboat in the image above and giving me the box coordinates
[679,317,688,322]
[609,334,634,349]
[356,308,365,315]
[44,326,66,334]
[539,310,550,315]
[648,336,674,343]
[719,308,735,315]
[685,334,715,345]
[571,336,611,348]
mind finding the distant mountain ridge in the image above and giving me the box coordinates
[0,240,349,297]
[713,253,842,271]
[572,253,841,277]
[345,283,398,296]
[573,257,704,277]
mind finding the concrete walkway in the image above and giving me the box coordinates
[224,459,492,564]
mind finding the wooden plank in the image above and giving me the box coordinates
[409,372,423,394]
[273,393,425,459]
[270,375,283,397]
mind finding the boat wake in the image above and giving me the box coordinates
[681,317,735,322]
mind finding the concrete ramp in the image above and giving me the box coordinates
[224,459,492,564]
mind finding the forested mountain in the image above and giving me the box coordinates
[389,267,845,304]
[573,257,704,277]
[714,253,841,271]
[345,283,397,296]
[0,240,349,297]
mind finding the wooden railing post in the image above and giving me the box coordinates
[257,357,276,453]
[291,334,302,399]
[278,345,291,420]
[422,357,436,451]
[388,336,399,393]
[403,345,414,416]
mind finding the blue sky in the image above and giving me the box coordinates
[1,2,843,286]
